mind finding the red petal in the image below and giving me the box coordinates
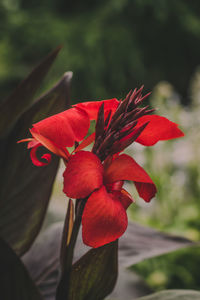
[82,186,128,248]
[17,138,34,145]
[63,151,103,199]
[33,107,90,148]
[17,138,40,149]
[74,98,119,120]
[104,154,157,202]
[30,144,52,167]
[115,189,134,209]
[27,139,40,149]
[106,180,124,192]
[135,115,184,146]
[30,128,69,160]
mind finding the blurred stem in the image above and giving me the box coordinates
[56,197,86,300]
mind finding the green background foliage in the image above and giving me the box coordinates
[1,0,200,103]
[1,0,200,297]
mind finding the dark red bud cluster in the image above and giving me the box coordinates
[92,87,155,161]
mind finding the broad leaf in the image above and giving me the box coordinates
[23,221,194,300]
[65,241,118,300]
[23,222,118,300]
[0,237,42,300]
[118,222,194,267]
[23,223,62,300]
[0,72,71,256]
[29,71,73,124]
[72,222,193,267]
[0,46,61,137]
[137,289,200,300]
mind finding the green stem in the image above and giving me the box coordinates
[56,198,86,300]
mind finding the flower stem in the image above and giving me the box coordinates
[56,198,86,300]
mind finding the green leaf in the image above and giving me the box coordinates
[72,222,194,268]
[65,241,118,300]
[23,221,195,300]
[0,46,62,137]
[30,71,73,124]
[0,237,42,300]
[137,289,200,300]
[0,72,72,256]
[23,223,63,300]
[29,221,118,300]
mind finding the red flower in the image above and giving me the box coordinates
[18,100,118,166]
[19,94,183,166]
[19,88,185,248]
[63,150,156,248]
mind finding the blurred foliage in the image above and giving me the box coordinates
[1,0,200,295]
[132,247,200,291]
[1,0,200,103]
[127,72,200,292]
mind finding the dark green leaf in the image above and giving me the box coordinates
[118,222,194,267]
[30,71,73,124]
[66,241,118,300]
[23,221,195,300]
[72,223,194,269]
[0,72,71,256]
[23,223,62,300]
[0,46,62,137]
[137,289,200,300]
[26,222,118,300]
[0,237,42,300]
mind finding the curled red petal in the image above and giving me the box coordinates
[33,107,90,148]
[104,154,157,202]
[41,153,51,163]
[82,186,128,248]
[63,151,103,199]
[30,144,52,167]
[135,115,184,146]
[74,98,119,120]
[30,128,69,160]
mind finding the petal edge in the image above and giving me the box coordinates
[135,115,184,146]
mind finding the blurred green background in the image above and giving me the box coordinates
[1,0,200,103]
[1,0,200,294]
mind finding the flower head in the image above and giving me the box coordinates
[62,88,184,247]
[19,87,184,248]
